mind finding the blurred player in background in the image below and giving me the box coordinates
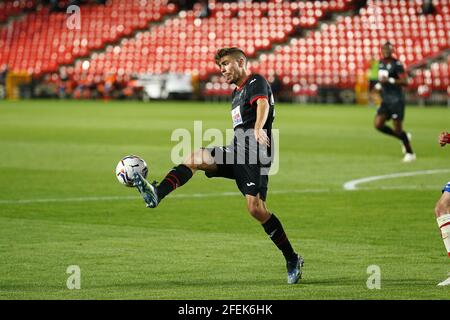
[133,47,303,285]
[373,42,415,162]
[435,131,450,286]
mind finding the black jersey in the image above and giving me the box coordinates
[378,58,406,102]
[229,74,275,167]
[230,74,275,133]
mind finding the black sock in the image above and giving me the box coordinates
[377,125,396,137]
[377,126,414,154]
[398,131,413,154]
[156,164,193,200]
[262,213,297,262]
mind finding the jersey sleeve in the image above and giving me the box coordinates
[248,75,269,106]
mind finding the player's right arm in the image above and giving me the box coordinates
[439,131,450,147]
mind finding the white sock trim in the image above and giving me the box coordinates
[437,214,450,255]
[437,214,450,228]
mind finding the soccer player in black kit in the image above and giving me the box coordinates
[133,47,304,284]
[374,41,416,162]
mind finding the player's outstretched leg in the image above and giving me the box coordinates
[434,185,450,286]
[134,148,216,208]
[246,195,304,284]
[155,164,193,201]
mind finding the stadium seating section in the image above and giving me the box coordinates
[0,0,448,96]
[0,0,36,24]
[0,0,176,76]
[247,0,450,93]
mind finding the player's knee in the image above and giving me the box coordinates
[435,201,443,218]
[247,202,267,221]
[435,197,450,218]
[247,202,259,217]
[182,155,196,170]
[374,121,383,130]
[183,149,203,170]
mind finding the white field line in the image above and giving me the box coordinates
[343,169,450,191]
[0,171,446,205]
[0,188,329,205]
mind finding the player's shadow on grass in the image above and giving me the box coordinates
[80,278,303,290]
[303,278,434,287]
[91,278,355,289]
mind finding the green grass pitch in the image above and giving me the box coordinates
[0,99,449,299]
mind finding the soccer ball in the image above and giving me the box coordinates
[115,155,148,187]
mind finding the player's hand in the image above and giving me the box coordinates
[379,76,388,83]
[439,131,449,147]
[254,128,270,147]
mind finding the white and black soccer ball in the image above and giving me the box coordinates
[115,155,148,187]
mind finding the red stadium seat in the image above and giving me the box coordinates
[0,0,174,74]
[1,0,448,93]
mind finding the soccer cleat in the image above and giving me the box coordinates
[286,254,304,284]
[402,152,416,163]
[401,132,412,155]
[437,273,450,286]
[132,171,159,208]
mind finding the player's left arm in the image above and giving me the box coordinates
[254,97,270,146]
[249,75,271,146]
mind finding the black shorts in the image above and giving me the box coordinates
[376,100,405,121]
[203,145,270,201]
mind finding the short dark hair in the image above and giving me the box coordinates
[215,47,247,66]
